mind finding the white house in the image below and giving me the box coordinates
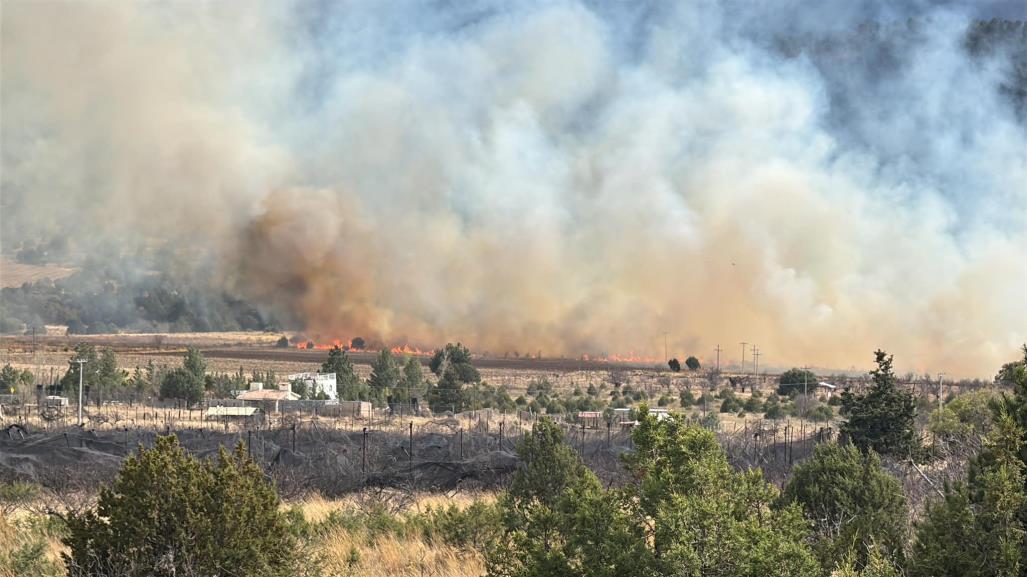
[287,372,338,401]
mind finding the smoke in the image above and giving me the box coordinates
[2,1,1026,375]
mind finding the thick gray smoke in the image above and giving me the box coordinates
[2,1,1025,375]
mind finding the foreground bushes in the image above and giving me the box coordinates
[780,443,908,569]
[63,436,309,577]
[487,415,820,577]
[12,346,1026,577]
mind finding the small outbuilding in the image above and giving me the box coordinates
[816,382,837,398]
[648,407,670,421]
[236,382,300,413]
[205,406,260,422]
[577,410,602,429]
[336,400,373,418]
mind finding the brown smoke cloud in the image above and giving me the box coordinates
[3,2,1026,376]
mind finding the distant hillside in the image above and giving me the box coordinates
[0,258,76,288]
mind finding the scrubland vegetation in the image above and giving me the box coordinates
[1,345,1025,576]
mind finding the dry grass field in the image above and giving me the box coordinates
[0,259,76,288]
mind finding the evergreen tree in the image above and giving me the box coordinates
[995,344,1027,483]
[996,344,1027,386]
[290,378,308,400]
[833,546,902,577]
[400,356,425,404]
[367,349,402,405]
[909,415,1026,577]
[93,347,126,405]
[183,347,206,382]
[780,442,908,569]
[489,413,821,577]
[0,364,32,394]
[159,368,204,404]
[841,350,920,458]
[623,410,820,577]
[59,344,99,395]
[58,345,124,403]
[487,418,643,577]
[429,343,480,412]
[322,345,367,401]
[63,436,305,577]
[778,368,819,397]
[685,356,701,371]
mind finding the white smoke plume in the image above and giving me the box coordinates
[2,1,1025,376]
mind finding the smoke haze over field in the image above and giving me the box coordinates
[2,1,1026,376]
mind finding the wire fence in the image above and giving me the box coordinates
[0,394,844,498]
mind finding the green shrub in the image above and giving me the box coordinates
[927,390,996,442]
[780,442,908,569]
[840,351,920,458]
[719,396,742,413]
[743,396,764,413]
[418,501,503,550]
[679,389,695,407]
[805,404,835,422]
[778,368,818,397]
[63,435,309,577]
[765,401,786,420]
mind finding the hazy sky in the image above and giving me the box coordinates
[2,1,1026,376]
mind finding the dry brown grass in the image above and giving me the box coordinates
[284,492,483,577]
[321,529,483,577]
[0,259,76,288]
[307,492,488,577]
[0,512,65,576]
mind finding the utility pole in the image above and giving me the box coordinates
[802,365,809,413]
[752,346,761,385]
[75,359,87,426]
[937,373,946,413]
[714,345,723,373]
[739,342,747,374]
[663,332,668,364]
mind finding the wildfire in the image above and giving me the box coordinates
[603,352,661,363]
[296,338,344,350]
[292,337,657,364]
[580,352,660,364]
[390,344,431,356]
[293,338,432,356]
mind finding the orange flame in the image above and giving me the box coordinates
[390,344,431,356]
[296,338,344,350]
